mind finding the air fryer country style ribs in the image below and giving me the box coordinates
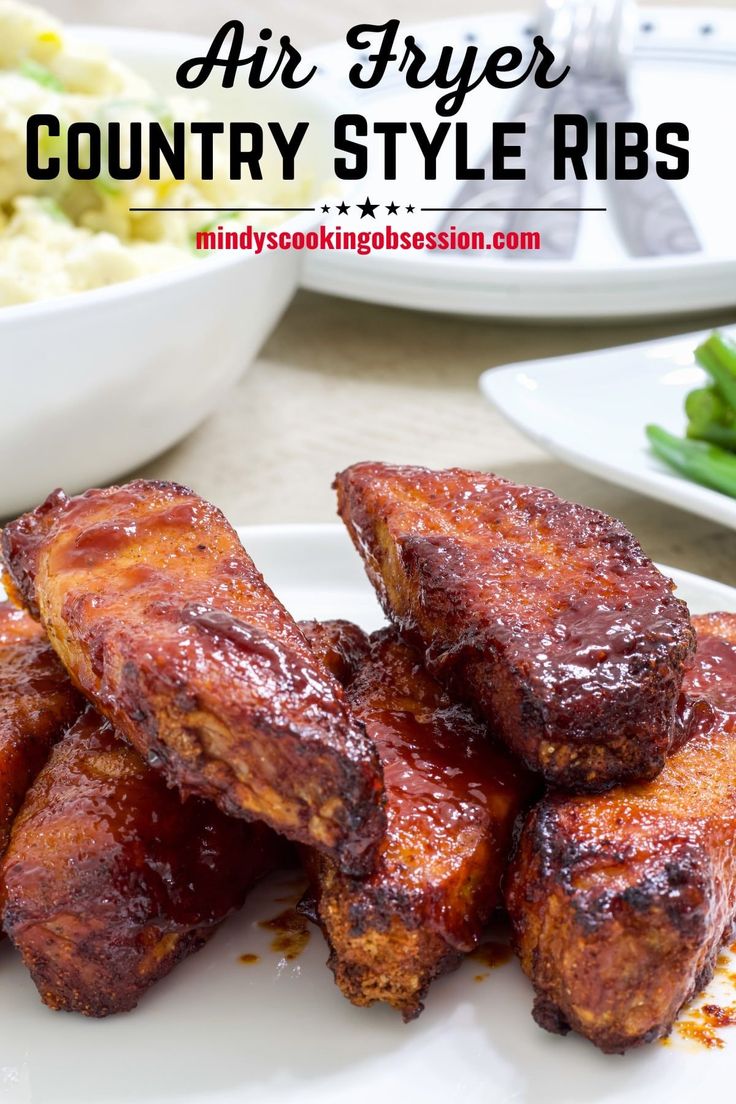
[0,463,728,1041]
[506,613,736,1053]
[335,462,695,791]
[0,601,81,857]
[302,619,534,1019]
[1,480,384,873]
[0,706,283,1016]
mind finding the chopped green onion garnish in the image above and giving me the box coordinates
[19,59,64,92]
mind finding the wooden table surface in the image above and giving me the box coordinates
[54,0,736,586]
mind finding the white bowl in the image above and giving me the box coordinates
[0,26,333,518]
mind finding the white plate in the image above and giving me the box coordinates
[302,7,736,320]
[480,323,736,531]
[3,522,736,1104]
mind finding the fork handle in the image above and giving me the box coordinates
[503,84,583,261]
[592,86,700,257]
[439,82,583,260]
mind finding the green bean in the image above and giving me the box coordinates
[695,333,736,413]
[687,420,736,451]
[646,425,736,499]
[685,386,731,429]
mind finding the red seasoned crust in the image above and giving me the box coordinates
[302,619,535,1019]
[1,481,384,873]
[0,707,284,1016]
[335,462,695,792]
[506,612,736,1053]
[0,600,81,856]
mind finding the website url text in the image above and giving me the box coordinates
[195,224,542,256]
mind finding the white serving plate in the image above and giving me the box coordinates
[0,26,334,518]
[303,7,736,321]
[2,522,736,1104]
[480,323,736,532]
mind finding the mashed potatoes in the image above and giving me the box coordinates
[0,1,313,305]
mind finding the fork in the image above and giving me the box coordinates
[442,0,700,260]
[500,0,602,260]
[441,0,594,255]
[575,0,700,257]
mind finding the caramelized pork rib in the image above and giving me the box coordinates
[0,707,284,1016]
[298,619,370,688]
[506,612,736,1054]
[1,481,384,873]
[335,462,695,791]
[0,601,80,855]
[302,620,534,1020]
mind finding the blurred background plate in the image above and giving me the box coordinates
[479,324,736,529]
[303,7,736,320]
[1,523,735,1104]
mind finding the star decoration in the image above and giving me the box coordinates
[357,196,379,219]
[405,204,415,214]
[321,204,331,214]
[336,201,350,215]
[386,201,400,215]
